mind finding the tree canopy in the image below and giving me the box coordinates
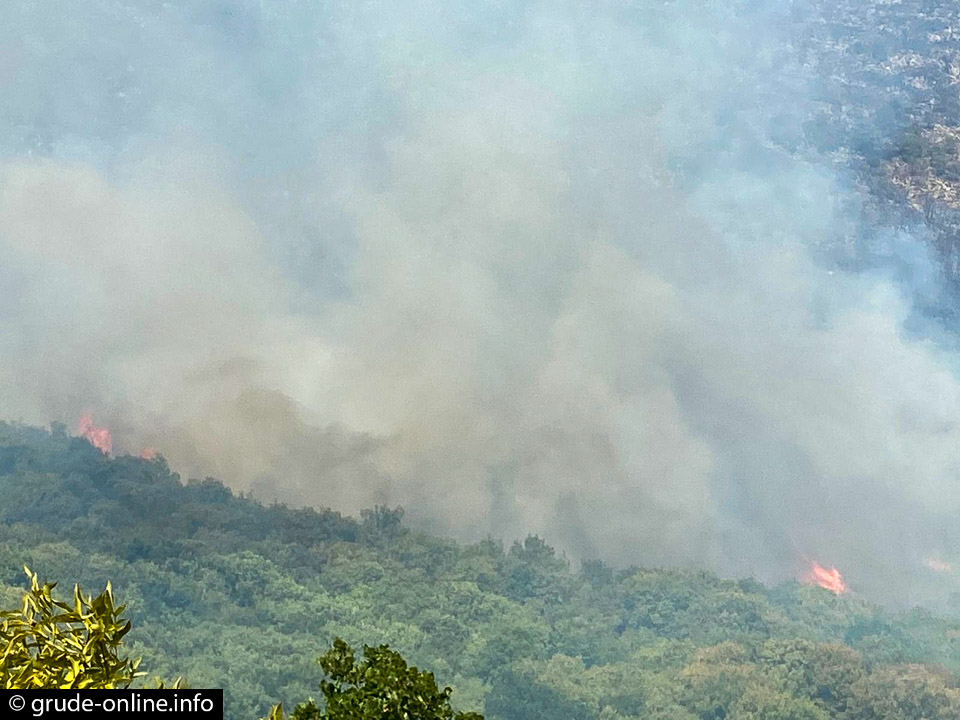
[269,638,483,720]
[2,422,960,719]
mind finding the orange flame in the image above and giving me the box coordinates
[803,561,848,595]
[76,414,112,455]
[139,447,157,460]
[924,558,952,573]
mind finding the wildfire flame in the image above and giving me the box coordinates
[76,414,112,454]
[924,558,952,573]
[139,447,157,460]
[803,561,848,595]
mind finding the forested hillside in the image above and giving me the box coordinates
[2,422,960,719]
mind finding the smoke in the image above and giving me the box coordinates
[2,0,960,606]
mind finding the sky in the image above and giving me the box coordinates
[2,0,960,607]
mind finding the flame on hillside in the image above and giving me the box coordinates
[139,447,157,460]
[802,561,848,595]
[76,414,112,454]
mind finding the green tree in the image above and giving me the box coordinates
[484,667,595,720]
[845,664,960,720]
[270,638,483,720]
[0,567,141,689]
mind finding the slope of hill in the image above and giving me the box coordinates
[786,0,960,290]
[2,422,960,719]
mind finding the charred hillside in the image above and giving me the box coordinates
[788,0,960,286]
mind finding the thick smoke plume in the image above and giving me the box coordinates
[2,0,960,606]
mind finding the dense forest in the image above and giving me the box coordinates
[2,422,960,718]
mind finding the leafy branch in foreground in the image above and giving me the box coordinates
[265,638,483,720]
[0,567,142,689]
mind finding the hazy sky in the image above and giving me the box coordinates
[2,0,960,606]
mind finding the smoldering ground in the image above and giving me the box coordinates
[2,0,959,606]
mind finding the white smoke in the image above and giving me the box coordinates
[1,0,959,606]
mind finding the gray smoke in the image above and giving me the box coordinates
[2,0,959,606]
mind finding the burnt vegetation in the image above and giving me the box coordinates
[782,1,960,293]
